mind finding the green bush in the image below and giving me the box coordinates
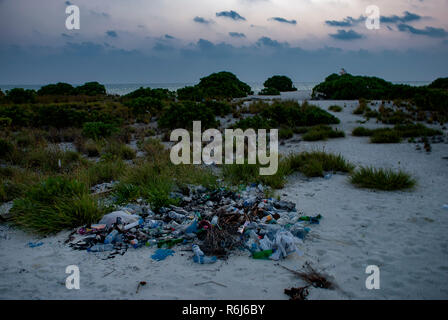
[0,138,13,158]
[177,71,253,101]
[232,115,274,130]
[82,122,118,140]
[37,83,75,96]
[428,77,448,90]
[123,87,174,100]
[350,167,416,190]
[394,123,442,137]
[5,88,36,104]
[0,117,12,129]
[204,100,232,116]
[10,177,108,234]
[74,82,106,96]
[263,76,297,92]
[302,125,345,141]
[279,127,294,140]
[158,101,218,130]
[352,127,373,136]
[370,129,402,143]
[259,87,281,96]
[112,183,141,205]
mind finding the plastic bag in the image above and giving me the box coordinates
[270,231,303,260]
[98,211,142,228]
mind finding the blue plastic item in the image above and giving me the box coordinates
[28,241,44,248]
[193,255,217,264]
[151,249,175,261]
[185,220,198,234]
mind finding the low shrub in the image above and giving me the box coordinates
[370,129,402,143]
[259,87,281,96]
[82,122,119,140]
[10,177,108,234]
[302,125,345,141]
[352,127,373,136]
[350,167,416,190]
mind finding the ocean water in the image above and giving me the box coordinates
[0,81,430,96]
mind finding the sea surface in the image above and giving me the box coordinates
[0,81,430,96]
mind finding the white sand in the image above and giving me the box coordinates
[1,97,448,299]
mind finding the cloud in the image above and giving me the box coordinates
[256,36,288,48]
[329,29,363,41]
[325,16,364,27]
[193,16,213,24]
[105,30,118,38]
[90,11,110,19]
[229,32,246,38]
[269,17,297,25]
[398,24,448,38]
[381,11,421,24]
[326,11,421,28]
[216,10,246,21]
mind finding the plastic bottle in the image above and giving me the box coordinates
[191,244,217,264]
[87,244,114,252]
[123,218,144,231]
[104,229,119,244]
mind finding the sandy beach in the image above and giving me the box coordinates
[1,94,447,300]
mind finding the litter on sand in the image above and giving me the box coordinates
[67,183,323,265]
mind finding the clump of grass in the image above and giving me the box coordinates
[370,129,402,143]
[75,160,126,188]
[350,167,416,191]
[394,123,443,138]
[102,141,136,160]
[352,127,374,136]
[279,127,294,140]
[222,151,353,188]
[284,151,354,177]
[302,125,345,141]
[328,105,342,112]
[10,177,108,234]
[353,99,370,115]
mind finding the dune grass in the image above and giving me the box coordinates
[222,151,354,188]
[10,177,108,234]
[302,125,345,141]
[350,166,416,191]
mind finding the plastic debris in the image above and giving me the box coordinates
[28,241,44,248]
[151,249,175,261]
[67,183,323,263]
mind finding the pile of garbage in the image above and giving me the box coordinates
[68,184,322,263]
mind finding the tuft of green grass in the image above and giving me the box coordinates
[279,127,294,140]
[221,151,354,188]
[352,127,374,136]
[10,177,108,234]
[102,141,136,160]
[302,125,345,141]
[328,105,343,112]
[370,129,402,143]
[350,167,416,191]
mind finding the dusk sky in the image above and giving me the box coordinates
[1,0,447,84]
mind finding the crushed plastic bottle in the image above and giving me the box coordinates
[87,244,114,252]
[104,230,119,244]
